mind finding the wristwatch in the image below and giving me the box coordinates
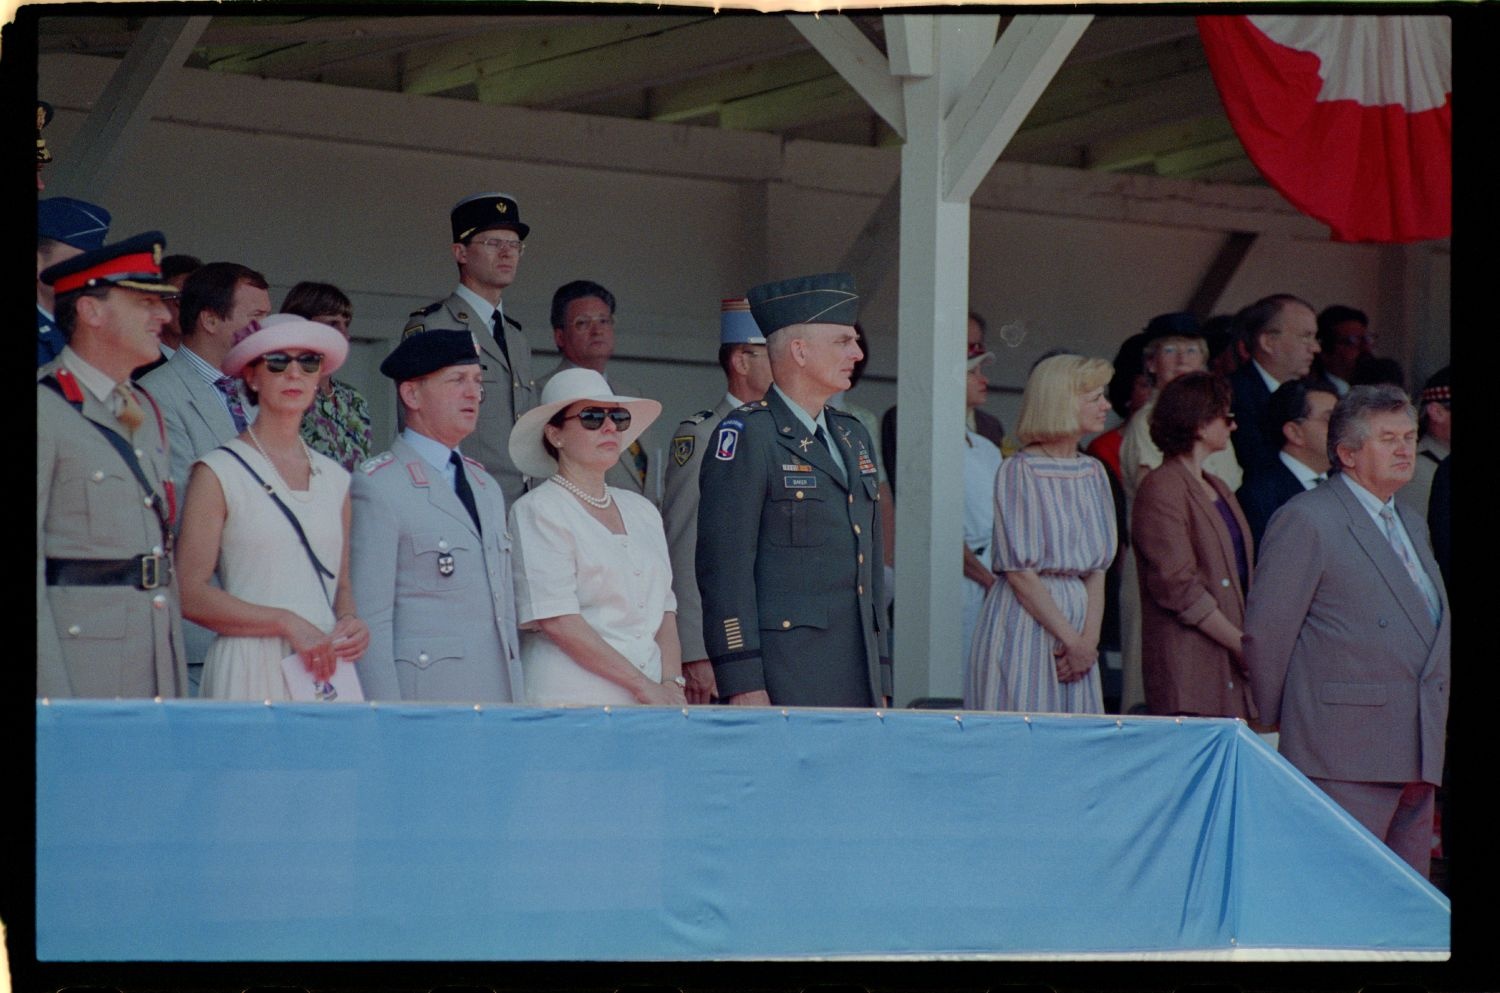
[672,676,687,688]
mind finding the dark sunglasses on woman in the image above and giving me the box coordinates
[567,406,632,430]
[255,352,324,374]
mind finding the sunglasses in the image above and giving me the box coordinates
[255,352,324,374]
[566,406,632,430]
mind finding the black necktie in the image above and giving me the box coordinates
[450,452,482,535]
[815,425,846,483]
[490,311,512,367]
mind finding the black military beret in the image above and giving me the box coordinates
[747,272,859,337]
[380,328,484,382]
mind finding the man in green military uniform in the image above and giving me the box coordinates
[696,273,890,708]
[403,193,538,506]
[37,231,188,698]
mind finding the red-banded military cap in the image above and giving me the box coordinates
[39,231,177,296]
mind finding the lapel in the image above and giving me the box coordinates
[827,412,865,489]
[767,391,847,492]
[393,436,481,539]
[1329,475,1436,640]
[1173,459,1244,599]
[170,350,235,436]
[446,292,510,375]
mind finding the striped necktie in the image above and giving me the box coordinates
[1379,504,1441,626]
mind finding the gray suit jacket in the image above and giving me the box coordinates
[37,362,187,698]
[1245,473,1450,785]
[349,436,524,702]
[137,347,241,666]
[537,358,651,499]
[661,394,738,662]
[404,292,537,507]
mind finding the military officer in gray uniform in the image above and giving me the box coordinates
[38,231,188,698]
[350,328,525,702]
[403,193,538,507]
[696,273,890,708]
[661,297,773,703]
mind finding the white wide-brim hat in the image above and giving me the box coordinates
[222,313,349,378]
[509,367,661,480]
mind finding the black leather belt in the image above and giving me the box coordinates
[45,554,171,590]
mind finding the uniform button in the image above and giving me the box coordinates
[853,524,861,534]
[781,426,792,434]
[143,497,153,507]
[1220,578,1230,587]
[1379,618,1389,628]
[1227,679,1234,689]
[858,585,864,595]
[152,545,163,556]
[782,620,791,629]
[438,539,449,551]
[67,625,81,636]
[91,470,104,482]
[418,653,429,663]
[135,448,144,458]
[760,400,768,406]
[795,491,804,501]
[152,594,167,609]
[848,494,854,504]
[858,554,864,564]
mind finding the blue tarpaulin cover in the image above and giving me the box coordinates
[36,701,1449,960]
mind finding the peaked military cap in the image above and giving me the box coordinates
[451,192,530,242]
[381,327,485,382]
[39,230,175,296]
[38,197,112,251]
[747,272,858,337]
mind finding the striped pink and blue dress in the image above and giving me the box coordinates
[965,449,1118,713]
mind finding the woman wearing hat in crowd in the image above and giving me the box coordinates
[1131,371,1257,720]
[966,353,1118,714]
[507,368,686,706]
[279,280,373,472]
[176,314,370,699]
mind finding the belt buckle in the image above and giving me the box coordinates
[139,554,161,590]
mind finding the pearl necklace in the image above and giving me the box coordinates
[550,473,612,509]
[246,423,317,502]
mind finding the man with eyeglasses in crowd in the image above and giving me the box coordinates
[1227,293,1321,476]
[538,279,653,500]
[403,193,538,507]
[349,328,525,704]
[1313,304,1374,397]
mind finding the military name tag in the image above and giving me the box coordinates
[437,552,455,577]
[784,475,817,489]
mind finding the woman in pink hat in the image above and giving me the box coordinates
[176,314,370,699]
[507,367,686,706]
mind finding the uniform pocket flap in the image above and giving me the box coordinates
[395,636,465,670]
[759,597,829,631]
[1317,681,1388,707]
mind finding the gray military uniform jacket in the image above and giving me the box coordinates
[661,394,738,662]
[537,358,652,500]
[404,292,537,507]
[37,360,187,698]
[350,436,524,702]
[696,390,890,706]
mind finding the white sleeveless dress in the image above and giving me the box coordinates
[198,439,350,700]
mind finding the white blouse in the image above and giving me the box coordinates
[508,481,677,705]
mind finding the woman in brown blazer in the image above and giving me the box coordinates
[1132,372,1257,720]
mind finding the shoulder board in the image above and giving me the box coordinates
[738,400,771,414]
[408,301,443,319]
[680,409,715,427]
[360,452,396,475]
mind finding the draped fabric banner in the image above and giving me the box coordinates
[37,702,1448,961]
[1197,15,1451,243]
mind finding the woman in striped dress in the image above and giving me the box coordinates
[965,354,1118,713]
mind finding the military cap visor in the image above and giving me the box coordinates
[39,231,176,297]
[747,272,859,336]
[381,328,486,382]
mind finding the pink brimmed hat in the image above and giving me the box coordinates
[222,313,349,378]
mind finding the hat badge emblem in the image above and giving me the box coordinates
[37,106,48,129]
[152,243,163,265]
[496,202,507,214]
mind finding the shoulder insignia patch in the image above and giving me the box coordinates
[714,425,740,462]
[360,452,395,475]
[672,434,697,467]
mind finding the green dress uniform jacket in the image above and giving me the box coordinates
[661,394,737,662]
[37,361,187,698]
[404,292,537,507]
[696,390,890,706]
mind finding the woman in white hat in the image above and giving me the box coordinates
[507,368,686,706]
[177,314,370,699]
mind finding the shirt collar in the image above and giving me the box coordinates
[1338,472,1395,526]
[454,284,497,326]
[1279,449,1324,489]
[179,344,228,386]
[59,346,119,403]
[773,383,829,435]
[1251,359,1281,393]
[401,427,458,477]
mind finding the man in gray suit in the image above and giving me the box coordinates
[1245,384,1450,878]
[350,328,524,703]
[139,261,270,692]
[660,297,773,703]
[696,273,890,708]
[403,193,538,507]
[538,279,653,500]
